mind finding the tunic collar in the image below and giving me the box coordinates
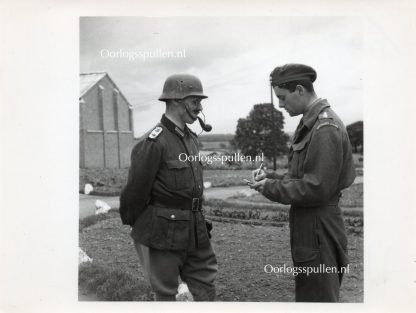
[161,114,190,138]
[301,98,330,129]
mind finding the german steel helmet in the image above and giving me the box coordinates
[158,74,208,101]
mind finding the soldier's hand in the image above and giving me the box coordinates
[251,168,266,182]
[249,178,267,193]
[205,220,213,239]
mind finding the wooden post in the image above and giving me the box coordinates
[79,98,86,168]
[270,77,277,170]
[113,88,121,168]
[98,85,106,167]
[129,105,133,133]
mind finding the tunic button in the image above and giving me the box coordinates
[171,215,175,219]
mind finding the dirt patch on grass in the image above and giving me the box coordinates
[79,216,363,302]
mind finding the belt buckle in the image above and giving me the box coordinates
[192,198,200,211]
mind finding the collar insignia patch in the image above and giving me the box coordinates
[174,127,185,138]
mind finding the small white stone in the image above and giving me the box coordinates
[79,248,93,264]
[203,182,212,189]
[95,200,111,215]
[84,184,93,195]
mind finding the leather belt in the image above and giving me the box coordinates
[150,197,202,211]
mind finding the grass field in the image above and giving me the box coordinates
[79,212,363,302]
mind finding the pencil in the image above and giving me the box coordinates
[256,163,263,178]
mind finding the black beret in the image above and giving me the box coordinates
[270,63,317,87]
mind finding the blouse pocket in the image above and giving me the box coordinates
[291,139,309,178]
[166,160,192,190]
[152,207,192,250]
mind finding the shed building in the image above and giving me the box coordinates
[79,72,134,168]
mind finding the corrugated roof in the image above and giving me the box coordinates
[80,72,107,97]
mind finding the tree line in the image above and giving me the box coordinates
[226,103,363,169]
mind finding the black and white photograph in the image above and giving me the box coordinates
[1,1,415,312]
[78,16,363,302]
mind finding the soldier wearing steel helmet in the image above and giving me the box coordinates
[250,64,356,302]
[119,74,217,301]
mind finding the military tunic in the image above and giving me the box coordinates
[119,114,217,300]
[262,99,356,302]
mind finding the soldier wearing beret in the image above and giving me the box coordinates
[119,74,217,301]
[251,63,356,302]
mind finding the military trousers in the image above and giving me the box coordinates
[289,204,349,302]
[134,241,218,301]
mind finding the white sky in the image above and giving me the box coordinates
[80,17,363,137]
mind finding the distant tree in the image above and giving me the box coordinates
[346,121,363,153]
[234,103,289,169]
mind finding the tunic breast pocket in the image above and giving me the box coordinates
[166,160,193,190]
[291,140,309,178]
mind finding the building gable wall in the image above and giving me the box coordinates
[80,74,134,168]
